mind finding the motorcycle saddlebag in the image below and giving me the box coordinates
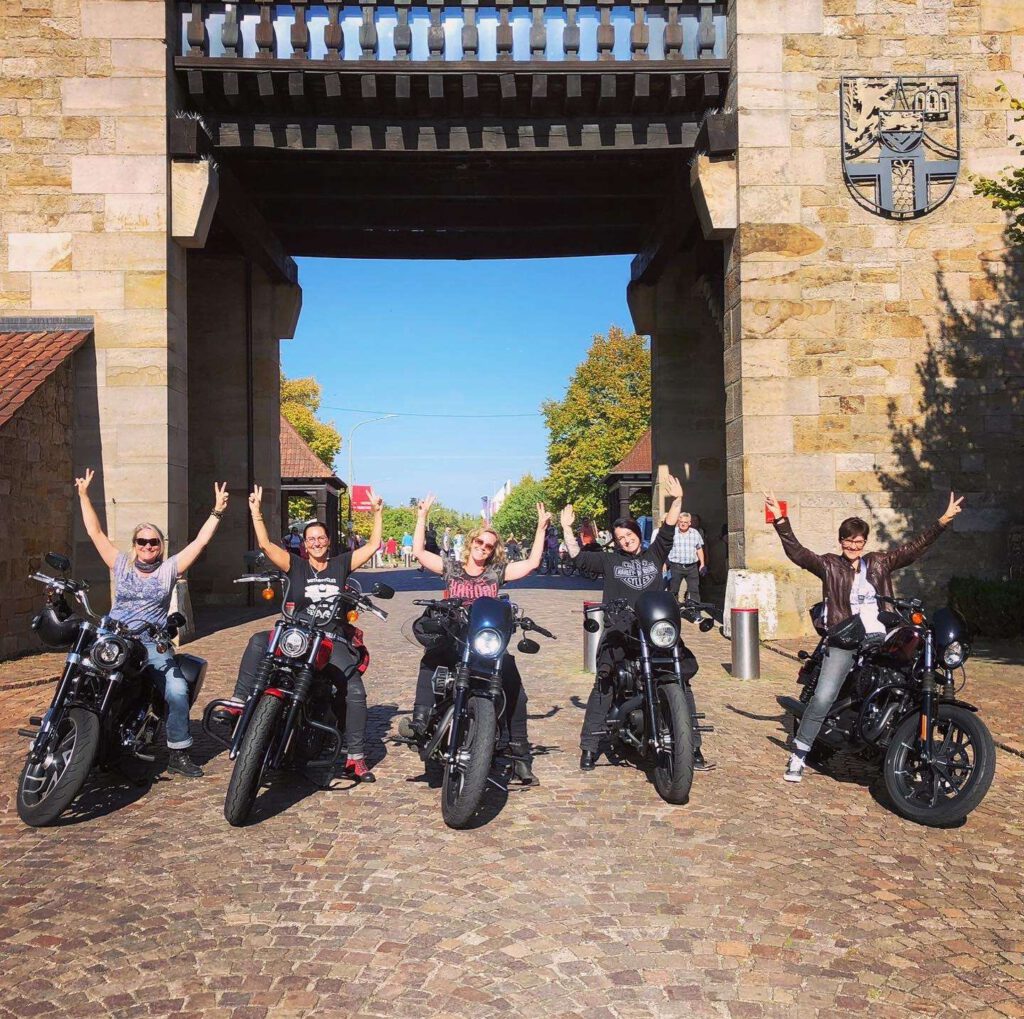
[412,612,448,651]
[177,653,208,706]
[826,614,866,651]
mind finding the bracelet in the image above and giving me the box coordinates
[252,515,263,522]
[210,509,223,519]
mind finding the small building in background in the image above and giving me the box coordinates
[280,415,346,555]
[605,428,652,525]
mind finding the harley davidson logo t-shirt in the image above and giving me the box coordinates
[443,560,506,601]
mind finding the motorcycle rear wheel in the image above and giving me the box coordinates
[651,683,694,805]
[441,695,496,829]
[224,694,283,827]
[883,704,996,827]
[17,708,100,827]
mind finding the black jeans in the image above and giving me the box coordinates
[580,632,701,753]
[413,647,529,745]
[234,630,369,757]
[669,562,701,601]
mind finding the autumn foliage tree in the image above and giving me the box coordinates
[542,327,651,523]
[280,374,342,467]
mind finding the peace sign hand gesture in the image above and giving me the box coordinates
[536,502,552,529]
[939,491,965,526]
[74,468,95,497]
[213,482,229,514]
[417,493,435,519]
[764,490,785,521]
[248,484,263,518]
[368,488,384,513]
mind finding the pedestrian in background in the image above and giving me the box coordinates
[667,512,705,602]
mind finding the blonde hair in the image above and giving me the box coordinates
[460,526,506,570]
[129,522,166,563]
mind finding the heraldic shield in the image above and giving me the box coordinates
[841,76,960,219]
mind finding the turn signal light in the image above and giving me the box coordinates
[261,587,275,601]
[347,610,359,623]
[911,611,925,625]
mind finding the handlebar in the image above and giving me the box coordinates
[876,594,924,612]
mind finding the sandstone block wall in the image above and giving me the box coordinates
[0,363,74,659]
[727,0,1024,635]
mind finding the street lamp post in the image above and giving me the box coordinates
[346,415,396,527]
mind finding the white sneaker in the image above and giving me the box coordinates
[784,753,806,783]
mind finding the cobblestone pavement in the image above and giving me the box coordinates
[1,573,1022,1018]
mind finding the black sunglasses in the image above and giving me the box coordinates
[134,538,162,548]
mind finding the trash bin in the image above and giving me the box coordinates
[730,607,760,679]
[583,601,605,673]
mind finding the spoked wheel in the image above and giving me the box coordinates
[224,694,284,827]
[883,704,996,826]
[17,708,100,827]
[651,683,694,805]
[441,696,497,829]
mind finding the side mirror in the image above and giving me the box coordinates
[797,650,810,661]
[372,583,395,600]
[46,552,71,573]
[244,550,270,570]
[167,612,187,629]
[583,618,600,633]
[517,638,540,654]
[699,618,715,633]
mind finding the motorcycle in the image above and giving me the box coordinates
[15,552,206,827]
[582,594,716,805]
[777,595,996,826]
[203,557,394,826]
[400,595,555,829]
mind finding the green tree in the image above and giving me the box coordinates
[281,373,342,467]
[493,474,548,539]
[347,502,478,542]
[972,83,1024,244]
[542,326,651,523]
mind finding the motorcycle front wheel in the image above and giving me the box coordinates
[17,707,100,827]
[883,704,996,826]
[441,695,496,829]
[224,694,284,827]
[651,683,694,805]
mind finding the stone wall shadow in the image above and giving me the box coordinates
[871,231,1023,602]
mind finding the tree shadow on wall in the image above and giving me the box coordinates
[871,230,1024,601]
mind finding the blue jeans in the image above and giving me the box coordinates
[141,641,193,750]
[794,645,855,753]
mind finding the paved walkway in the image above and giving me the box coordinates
[1,575,1022,1018]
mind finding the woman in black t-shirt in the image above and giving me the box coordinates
[561,475,711,773]
[231,483,384,782]
[402,493,551,784]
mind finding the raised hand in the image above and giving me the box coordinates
[248,484,263,517]
[536,501,552,529]
[560,504,576,531]
[417,493,435,518]
[368,488,384,513]
[764,490,784,520]
[213,482,229,514]
[74,467,95,496]
[940,491,965,525]
[664,474,683,501]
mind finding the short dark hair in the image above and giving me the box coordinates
[838,517,870,542]
[303,520,329,540]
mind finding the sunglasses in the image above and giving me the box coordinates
[840,539,866,549]
[134,538,161,548]
[472,538,497,552]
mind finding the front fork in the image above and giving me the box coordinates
[917,631,937,761]
[28,628,91,764]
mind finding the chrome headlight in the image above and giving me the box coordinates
[648,620,678,648]
[942,641,967,668]
[471,628,505,658]
[279,627,311,659]
[91,635,130,671]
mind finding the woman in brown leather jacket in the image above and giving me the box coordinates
[764,490,964,783]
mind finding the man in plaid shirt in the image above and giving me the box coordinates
[668,512,705,602]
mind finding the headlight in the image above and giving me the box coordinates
[279,627,311,659]
[471,628,505,658]
[648,620,678,648]
[91,635,129,671]
[942,641,967,668]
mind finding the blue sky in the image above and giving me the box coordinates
[282,256,634,514]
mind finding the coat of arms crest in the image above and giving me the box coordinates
[840,75,960,219]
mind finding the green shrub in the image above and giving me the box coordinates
[947,576,1024,639]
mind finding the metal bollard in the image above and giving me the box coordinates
[730,608,760,679]
[583,601,605,673]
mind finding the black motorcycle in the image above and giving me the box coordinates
[778,595,996,826]
[583,593,716,805]
[15,552,206,827]
[401,596,555,829]
[202,557,394,826]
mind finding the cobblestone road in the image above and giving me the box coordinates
[1,573,1022,1018]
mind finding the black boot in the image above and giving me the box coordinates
[509,740,538,786]
[579,749,598,771]
[167,749,203,778]
[398,706,430,741]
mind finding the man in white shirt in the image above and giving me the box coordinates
[667,513,705,602]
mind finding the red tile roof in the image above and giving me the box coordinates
[280,414,340,481]
[608,427,651,475]
[0,330,91,428]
